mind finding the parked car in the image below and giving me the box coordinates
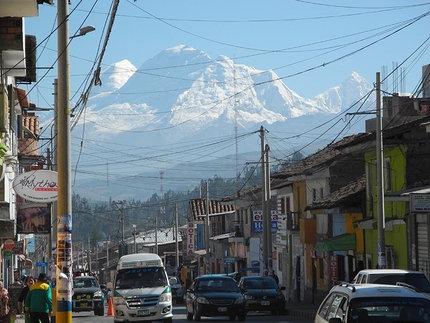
[237,276,285,315]
[168,276,184,304]
[351,269,430,295]
[185,275,246,321]
[314,282,430,323]
[72,276,105,316]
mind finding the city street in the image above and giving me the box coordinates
[69,303,314,323]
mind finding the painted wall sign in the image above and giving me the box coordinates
[13,170,58,202]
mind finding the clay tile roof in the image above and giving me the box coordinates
[272,133,370,179]
[305,175,365,210]
[188,199,235,221]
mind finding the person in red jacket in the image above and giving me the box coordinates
[24,273,52,323]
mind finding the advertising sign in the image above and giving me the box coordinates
[187,222,195,255]
[16,203,51,234]
[253,210,279,233]
[13,170,58,202]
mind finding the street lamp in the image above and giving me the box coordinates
[69,25,95,39]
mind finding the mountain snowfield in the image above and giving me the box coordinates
[80,45,374,140]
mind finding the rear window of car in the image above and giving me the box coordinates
[349,297,430,322]
[196,278,239,292]
[368,273,430,293]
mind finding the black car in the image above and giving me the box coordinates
[238,276,286,315]
[185,275,246,321]
[72,276,105,316]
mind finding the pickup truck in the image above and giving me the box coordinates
[72,276,105,316]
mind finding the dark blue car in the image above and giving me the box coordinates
[238,276,286,315]
[185,275,246,321]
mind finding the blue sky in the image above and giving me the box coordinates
[24,0,430,111]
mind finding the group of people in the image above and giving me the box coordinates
[0,273,53,323]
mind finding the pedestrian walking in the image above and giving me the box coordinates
[24,273,52,323]
[17,276,35,323]
[0,280,11,323]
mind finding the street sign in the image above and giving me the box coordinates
[36,262,49,267]
[224,257,235,264]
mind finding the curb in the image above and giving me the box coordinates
[286,308,315,320]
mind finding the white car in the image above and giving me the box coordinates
[314,282,430,323]
[351,269,430,295]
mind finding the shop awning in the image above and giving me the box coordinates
[316,233,356,252]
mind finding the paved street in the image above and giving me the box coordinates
[66,303,315,323]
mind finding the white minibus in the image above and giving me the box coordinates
[112,253,173,323]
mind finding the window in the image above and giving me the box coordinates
[320,188,324,199]
[313,188,317,201]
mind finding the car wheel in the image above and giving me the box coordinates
[176,296,183,304]
[194,308,201,322]
[164,318,173,323]
[186,310,193,321]
[229,314,236,321]
[238,313,246,322]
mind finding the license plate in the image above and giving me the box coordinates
[261,301,270,306]
[80,303,88,307]
[218,307,227,312]
[137,309,150,316]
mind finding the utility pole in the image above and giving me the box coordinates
[260,126,268,275]
[57,0,72,321]
[376,72,386,268]
[155,217,158,255]
[265,144,272,274]
[175,203,179,272]
[133,224,137,253]
[113,200,126,256]
[205,181,211,274]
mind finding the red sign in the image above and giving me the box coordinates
[3,239,15,250]
[330,255,338,285]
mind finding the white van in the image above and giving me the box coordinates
[112,253,174,323]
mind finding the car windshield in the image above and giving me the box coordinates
[73,278,99,288]
[349,297,430,323]
[196,279,239,292]
[242,277,278,289]
[369,274,430,293]
[115,267,167,289]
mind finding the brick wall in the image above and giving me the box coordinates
[0,17,23,51]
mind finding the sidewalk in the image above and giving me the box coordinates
[285,301,319,320]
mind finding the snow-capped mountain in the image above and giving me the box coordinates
[78,45,374,143]
[71,44,375,201]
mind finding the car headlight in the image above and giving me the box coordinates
[196,296,209,304]
[276,294,285,300]
[160,293,172,303]
[234,297,245,304]
[244,294,255,300]
[94,291,103,298]
[113,296,126,305]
